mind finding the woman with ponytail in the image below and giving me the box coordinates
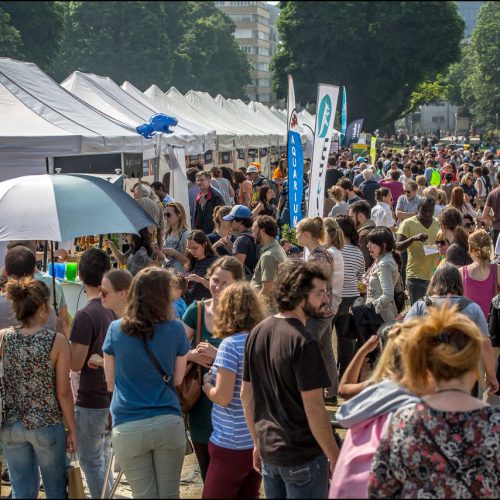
[459,229,500,319]
[369,304,500,498]
[296,216,338,403]
[103,267,191,498]
[438,206,473,267]
[0,277,76,498]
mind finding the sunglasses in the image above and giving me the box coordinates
[164,212,175,218]
[405,190,413,194]
[465,223,474,228]
[99,287,115,298]
[435,240,446,246]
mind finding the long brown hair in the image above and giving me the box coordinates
[121,267,174,340]
[449,186,466,211]
[5,277,50,325]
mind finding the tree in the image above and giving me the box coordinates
[272,1,464,131]
[0,1,65,70]
[171,2,251,97]
[50,1,175,89]
[463,1,500,130]
[0,7,23,59]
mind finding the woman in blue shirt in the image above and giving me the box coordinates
[103,267,190,499]
[201,282,265,499]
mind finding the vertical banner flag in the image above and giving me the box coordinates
[308,84,340,218]
[287,130,304,228]
[370,135,377,167]
[344,118,364,147]
[287,74,299,131]
[340,86,347,145]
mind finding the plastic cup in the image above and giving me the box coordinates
[47,263,54,277]
[55,262,66,280]
[66,262,78,282]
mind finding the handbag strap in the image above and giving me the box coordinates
[416,406,475,496]
[142,339,175,392]
[195,301,202,378]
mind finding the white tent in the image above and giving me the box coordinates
[0,58,152,180]
[185,90,271,149]
[61,72,216,155]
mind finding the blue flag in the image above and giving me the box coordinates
[287,130,304,228]
[340,86,347,145]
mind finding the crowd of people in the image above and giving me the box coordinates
[0,141,500,499]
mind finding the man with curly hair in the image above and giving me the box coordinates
[241,261,340,499]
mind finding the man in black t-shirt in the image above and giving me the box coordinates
[222,205,258,279]
[69,249,115,498]
[241,261,339,498]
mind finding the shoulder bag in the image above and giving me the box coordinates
[142,337,194,456]
[176,300,203,413]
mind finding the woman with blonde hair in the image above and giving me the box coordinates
[328,185,348,217]
[459,229,500,319]
[201,282,264,498]
[330,323,420,499]
[369,304,500,498]
[162,202,190,273]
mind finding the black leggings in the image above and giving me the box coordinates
[193,441,210,482]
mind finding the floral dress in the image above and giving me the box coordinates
[368,402,500,498]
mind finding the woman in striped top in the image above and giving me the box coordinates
[333,215,366,378]
[201,282,265,499]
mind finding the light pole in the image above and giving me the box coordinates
[496,113,499,145]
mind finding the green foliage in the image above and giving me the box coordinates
[0,1,65,69]
[0,7,23,59]
[409,75,452,111]
[464,1,500,130]
[171,2,251,97]
[48,1,250,97]
[280,224,298,246]
[273,1,464,130]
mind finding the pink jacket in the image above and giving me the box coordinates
[329,414,389,499]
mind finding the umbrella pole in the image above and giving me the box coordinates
[50,241,59,316]
[43,241,48,272]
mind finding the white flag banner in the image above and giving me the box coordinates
[307,84,340,218]
[287,74,299,131]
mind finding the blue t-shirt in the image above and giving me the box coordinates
[173,298,187,320]
[102,318,190,427]
[210,332,253,450]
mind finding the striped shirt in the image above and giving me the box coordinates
[210,332,253,450]
[341,243,365,298]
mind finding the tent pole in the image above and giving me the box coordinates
[43,241,48,272]
[50,241,59,316]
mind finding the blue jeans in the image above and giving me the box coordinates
[261,454,329,499]
[75,406,112,499]
[0,421,67,499]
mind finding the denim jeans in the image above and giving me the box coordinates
[0,421,67,499]
[407,278,429,305]
[112,414,185,499]
[261,454,329,499]
[75,406,112,499]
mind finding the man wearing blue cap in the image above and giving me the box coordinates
[222,205,258,279]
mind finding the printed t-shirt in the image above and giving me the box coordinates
[103,319,190,427]
[210,332,252,450]
[69,298,116,409]
[397,216,440,281]
[243,316,331,467]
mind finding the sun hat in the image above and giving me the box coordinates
[246,165,259,174]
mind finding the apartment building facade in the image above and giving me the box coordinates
[215,1,280,105]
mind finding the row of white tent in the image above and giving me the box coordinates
[0,57,323,184]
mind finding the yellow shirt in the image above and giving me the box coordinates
[397,216,440,281]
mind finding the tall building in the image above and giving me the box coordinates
[215,1,280,104]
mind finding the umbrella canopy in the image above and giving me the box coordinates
[0,174,155,241]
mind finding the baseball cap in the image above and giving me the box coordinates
[356,157,367,163]
[222,205,253,221]
[246,165,259,174]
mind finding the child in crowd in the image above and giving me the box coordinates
[171,274,188,320]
